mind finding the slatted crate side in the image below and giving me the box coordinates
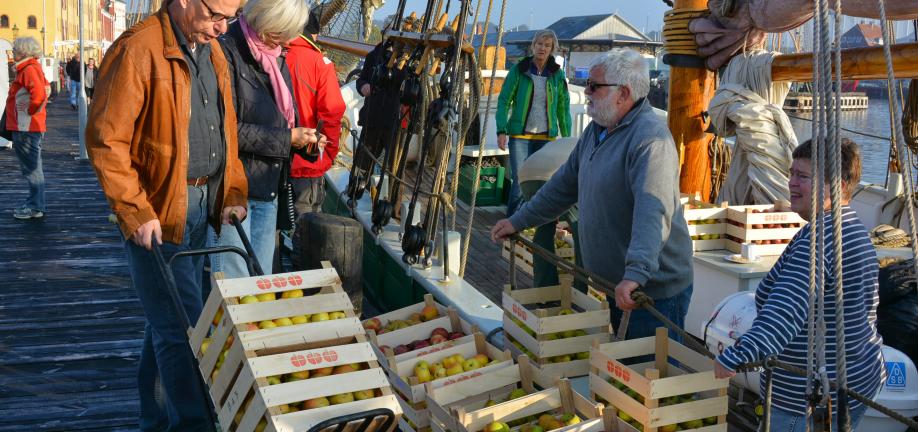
[589,329,729,432]
[451,380,605,432]
[225,290,354,325]
[236,317,366,353]
[682,205,727,224]
[270,394,402,432]
[368,308,479,369]
[394,389,430,429]
[505,335,593,380]
[724,239,788,256]
[726,205,807,226]
[362,293,448,327]
[686,222,726,236]
[503,313,610,360]
[216,268,343,299]
[388,334,514,404]
[725,224,799,241]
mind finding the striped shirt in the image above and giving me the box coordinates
[717,206,885,415]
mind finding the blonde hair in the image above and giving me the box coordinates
[243,0,310,43]
[530,30,559,57]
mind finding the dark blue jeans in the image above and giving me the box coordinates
[507,137,551,217]
[125,185,211,432]
[611,285,693,342]
[12,131,46,212]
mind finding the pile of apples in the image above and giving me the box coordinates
[200,335,235,380]
[607,378,716,431]
[362,304,440,335]
[377,327,465,355]
[227,291,348,330]
[508,314,590,362]
[482,412,581,432]
[409,352,492,383]
[685,218,720,225]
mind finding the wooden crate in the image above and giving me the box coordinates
[367,307,479,371]
[682,200,728,252]
[190,266,402,432]
[361,294,449,338]
[432,378,606,432]
[590,328,730,432]
[502,284,611,379]
[502,233,576,276]
[724,204,806,256]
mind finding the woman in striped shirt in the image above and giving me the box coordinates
[714,138,885,431]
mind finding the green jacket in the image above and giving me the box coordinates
[495,56,572,138]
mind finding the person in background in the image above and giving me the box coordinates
[6,37,50,220]
[286,8,346,216]
[65,53,82,109]
[84,0,248,428]
[495,29,571,217]
[211,0,317,277]
[84,58,96,102]
[715,139,884,432]
[490,48,693,340]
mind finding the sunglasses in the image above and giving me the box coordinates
[585,79,620,92]
[200,0,241,23]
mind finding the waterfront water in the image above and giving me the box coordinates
[787,98,900,186]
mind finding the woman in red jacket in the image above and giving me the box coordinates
[5,37,50,220]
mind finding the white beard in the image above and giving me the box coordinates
[587,97,619,129]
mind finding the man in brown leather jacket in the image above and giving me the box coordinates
[85,0,247,430]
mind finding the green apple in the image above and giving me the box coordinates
[507,388,527,400]
[353,389,375,400]
[266,375,282,385]
[329,392,355,405]
[239,295,258,304]
[462,358,481,371]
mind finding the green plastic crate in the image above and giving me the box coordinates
[458,165,506,207]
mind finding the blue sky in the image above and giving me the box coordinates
[374,0,672,35]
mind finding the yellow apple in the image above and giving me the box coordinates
[415,360,430,370]
[258,320,277,329]
[559,413,581,426]
[239,295,258,304]
[256,293,276,302]
[329,392,355,405]
[212,308,224,326]
[311,366,333,378]
[433,366,447,378]
[445,363,465,376]
[329,310,347,320]
[484,421,510,432]
[442,356,459,369]
[200,338,212,355]
[415,367,433,383]
[266,375,282,385]
[354,389,375,400]
[420,305,439,321]
[311,312,330,322]
[286,370,309,381]
[273,317,293,327]
[281,289,303,299]
[333,364,360,375]
[462,358,480,371]
[290,315,309,324]
[302,397,330,409]
[473,354,489,365]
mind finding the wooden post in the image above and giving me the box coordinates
[667,0,716,201]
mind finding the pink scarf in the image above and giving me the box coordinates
[240,17,295,128]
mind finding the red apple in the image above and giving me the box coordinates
[393,344,410,355]
[429,334,447,344]
[378,345,391,353]
[377,328,390,335]
[430,327,449,339]
[448,332,464,340]
[412,340,431,349]
[363,318,382,332]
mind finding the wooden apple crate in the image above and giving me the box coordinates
[189,266,401,432]
[430,378,606,432]
[362,293,449,338]
[589,328,730,432]
[682,200,728,252]
[365,302,479,371]
[502,231,576,276]
[724,204,806,256]
[425,355,555,432]
[384,332,513,430]
[502,283,611,380]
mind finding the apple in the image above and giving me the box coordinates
[200,338,212,355]
[311,366,334,378]
[448,331,464,340]
[393,344,409,355]
[212,308,224,326]
[329,310,347,320]
[442,356,459,369]
[680,419,704,429]
[273,317,293,327]
[617,411,633,422]
[290,315,309,324]
[378,345,391,354]
[377,328,390,335]
[703,416,718,425]
[575,351,590,360]
[354,389,375,400]
[255,419,267,432]
[558,308,574,315]
[484,421,510,432]
[286,370,309,381]
[414,360,430,370]
[411,339,431,350]
[445,363,465,376]
[363,318,382,332]
[266,375,282,385]
[473,354,489,365]
[429,334,447,344]
[430,327,449,339]
[333,364,360,375]
[414,367,433,383]
[329,392,355,405]
[256,293,276,302]
[245,322,260,331]
[408,313,422,324]
[420,305,439,321]
[559,413,581,426]
[660,424,678,432]
[462,358,481,371]
[507,388,527,400]
[432,366,447,378]
[311,312,330,322]
[281,289,303,299]
[239,295,259,304]
[258,320,277,329]
[302,397,330,409]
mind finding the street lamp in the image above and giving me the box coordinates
[11,24,19,38]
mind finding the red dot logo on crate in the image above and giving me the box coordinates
[306,352,324,365]
[440,370,483,387]
[272,276,288,288]
[511,304,528,321]
[322,350,339,362]
[287,274,303,286]
[290,354,308,367]
[606,361,631,382]
[256,278,272,290]
[763,214,789,222]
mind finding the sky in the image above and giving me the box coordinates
[374,0,672,35]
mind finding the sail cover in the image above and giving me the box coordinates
[710,51,798,205]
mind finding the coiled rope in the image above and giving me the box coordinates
[662,8,708,56]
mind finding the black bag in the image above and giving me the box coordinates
[0,108,12,141]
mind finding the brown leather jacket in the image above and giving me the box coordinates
[86,7,247,244]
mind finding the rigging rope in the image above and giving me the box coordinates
[458,0,507,276]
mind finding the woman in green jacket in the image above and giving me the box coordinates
[496,29,571,217]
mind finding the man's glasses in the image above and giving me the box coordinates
[200,0,241,23]
[585,79,620,92]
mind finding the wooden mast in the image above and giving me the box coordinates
[667,0,716,201]
[772,42,918,81]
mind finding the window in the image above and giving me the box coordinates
[0,15,8,29]
[27,15,37,29]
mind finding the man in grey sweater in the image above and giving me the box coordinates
[491,48,694,339]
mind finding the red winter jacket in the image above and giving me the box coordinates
[5,58,49,133]
[286,36,346,178]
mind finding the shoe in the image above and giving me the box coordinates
[13,208,44,220]
[70,104,77,110]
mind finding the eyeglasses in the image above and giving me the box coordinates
[585,79,620,92]
[200,0,241,23]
